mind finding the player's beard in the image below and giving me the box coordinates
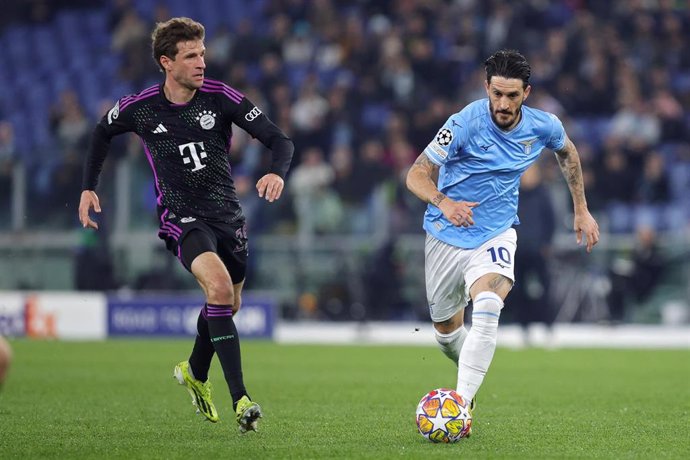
[489,101,522,130]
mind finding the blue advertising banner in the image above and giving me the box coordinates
[107,294,275,338]
[0,292,25,337]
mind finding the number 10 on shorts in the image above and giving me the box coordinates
[487,246,511,266]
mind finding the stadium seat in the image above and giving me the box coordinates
[607,203,635,234]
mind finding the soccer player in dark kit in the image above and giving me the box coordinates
[78,17,294,433]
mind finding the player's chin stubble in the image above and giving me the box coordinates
[490,103,520,130]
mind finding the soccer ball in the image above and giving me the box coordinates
[415,388,472,443]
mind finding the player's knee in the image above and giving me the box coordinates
[231,296,241,315]
[434,325,465,345]
[433,310,465,334]
[205,278,234,305]
[0,337,11,386]
[471,274,513,300]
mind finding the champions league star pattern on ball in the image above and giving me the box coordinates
[416,388,472,443]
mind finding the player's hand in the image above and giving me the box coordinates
[256,173,284,202]
[78,190,101,229]
[439,199,479,228]
[574,208,599,253]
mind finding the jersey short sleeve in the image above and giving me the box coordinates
[422,115,466,166]
[545,113,566,151]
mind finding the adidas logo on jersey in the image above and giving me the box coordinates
[152,123,168,133]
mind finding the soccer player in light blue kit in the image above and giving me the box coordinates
[406,50,600,425]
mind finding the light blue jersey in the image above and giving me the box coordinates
[422,99,566,249]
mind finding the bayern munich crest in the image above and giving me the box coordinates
[196,110,217,130]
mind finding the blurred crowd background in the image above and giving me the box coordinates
[0,0,688,327]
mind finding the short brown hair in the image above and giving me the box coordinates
[151,17,205,72]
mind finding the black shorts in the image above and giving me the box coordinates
[158,214,248,283]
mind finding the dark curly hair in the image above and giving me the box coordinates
[484,49,531,89]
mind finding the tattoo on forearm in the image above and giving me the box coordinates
[556,141,587,206]
[431,193,446,207]
[409,153,442,203]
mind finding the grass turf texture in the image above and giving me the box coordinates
[0,340,688,459]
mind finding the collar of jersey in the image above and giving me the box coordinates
[160,83,198,107]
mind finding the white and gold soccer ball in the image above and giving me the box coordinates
[415,388,472,443]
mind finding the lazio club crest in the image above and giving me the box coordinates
[519,138,538,155]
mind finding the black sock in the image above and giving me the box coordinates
[205,303,248,408]
[188,306,214,382]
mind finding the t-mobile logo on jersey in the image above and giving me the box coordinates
[178,142,207,171]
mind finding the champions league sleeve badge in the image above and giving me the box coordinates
[435,128,453,146]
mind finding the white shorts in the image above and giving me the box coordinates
[424,228,517,323]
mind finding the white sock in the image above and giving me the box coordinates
[457,292,503,402]
[435,326,469,366]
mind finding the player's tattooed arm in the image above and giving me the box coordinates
[412,152,438,176]
[554,136,587,210]
[431,193,446,207]
[555,135,600,253]
[407,152,480,227]
[556,136,599,252]
[406,153,444,206]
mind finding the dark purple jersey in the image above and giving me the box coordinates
[83,78,293,224]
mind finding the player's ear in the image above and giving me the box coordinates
[523,84,531,101]
[160,55,172,71]
[484,79,491,96]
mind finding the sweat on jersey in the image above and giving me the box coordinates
[422,98,566,249]
[82,78,294,224]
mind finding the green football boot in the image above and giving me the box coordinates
[235,395,262,433]
[173,361,219,423]
[466,396,475,437]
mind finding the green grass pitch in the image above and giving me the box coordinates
[0,339,688,459]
